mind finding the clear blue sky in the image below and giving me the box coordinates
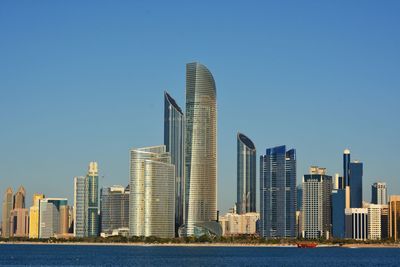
[1,1,399,214]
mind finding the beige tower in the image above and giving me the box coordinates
[13,186,26,209]
[2,188,14,238]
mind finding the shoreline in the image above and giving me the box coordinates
[1,241,400,248]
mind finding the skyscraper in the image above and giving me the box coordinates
[301,166,332,239]
[129,145,175,238]
[389,195,400,241]
[100,185,129,235]
[349,161,363,208]
[343,149,351,186]
[9,208,29,237]
[29,193,45,238]
[2,187,13,238]
[39,198,68,238]
[332,189,346,238]
[87,162,99,237]
[236,132,256,214]
[74,176,87,237]
[73,161,100,238]
[371,182,387,205]
[260,145,297,238]
[185,62,218,236]
[164,91,185,231]
[13,186,26,209]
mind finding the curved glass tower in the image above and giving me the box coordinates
[129,145,175,238]
[164,91,185,231]
[237,132,256,214]
[185,62,217,236]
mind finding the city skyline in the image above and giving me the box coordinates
[1,1,400,216]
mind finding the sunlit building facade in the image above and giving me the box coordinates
[185,62,218,236]
[389,195,400,241]
[371,182,387,205]
[2,187,13,238]
[39,198,69,238]
[10,208,29,237]
[87,162,99,237]
[74,176,87,237]
[236,133,256,214]
[301,167,332,239]
[100,185,129,235]
[29,193,45,238]
[129,145,175,238]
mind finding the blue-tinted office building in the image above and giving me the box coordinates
[260,145,296,238]
[236,133,256,214]
[296,185,302,211]
[164,91,185,231]
[349,161,363,208]
[332,189,346,238]
[343,149,351,186]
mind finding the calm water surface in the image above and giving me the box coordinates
[0,244,399,266]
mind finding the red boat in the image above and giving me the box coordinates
[297,242,317,248]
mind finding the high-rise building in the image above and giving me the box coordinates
[87,162,99,237]
[129,145,175,238]
[366,203,382,240]
[381,204,389,239]
[301,166,332,239]
[185,62,218,237]
[389,195,400,241]
[260,145,296,238]
[73,162,100,238]
[236,132,256,214]
[345,208,368,240]
[74,176,87,237]
[100,185,129,235]
[2,187,13,238]
[9,208,29,237]
[164,91,185,231]
[39,198,69,238]
[13,186,26,209]
[333,173,345,190]
[331,189,346,238]
[296,185,302,211]
[371,182,387,205]
[349,161,363,208]
[343,149,350,186]
[29,193,45,238]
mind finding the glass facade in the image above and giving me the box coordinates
[87,162,99,237]
[39,198,68,239]
[260,145,296,238]
[236,133,256,214]
[343,149,350,187]
[129,145,175,238]
[332,189,346,238]
[73,162,99,237]
[100,186,129,235]
[349,161,363,208]
[185,62,217,236]
[164,91,185,231]
[74,176,87,237]
[371,182,387,205]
